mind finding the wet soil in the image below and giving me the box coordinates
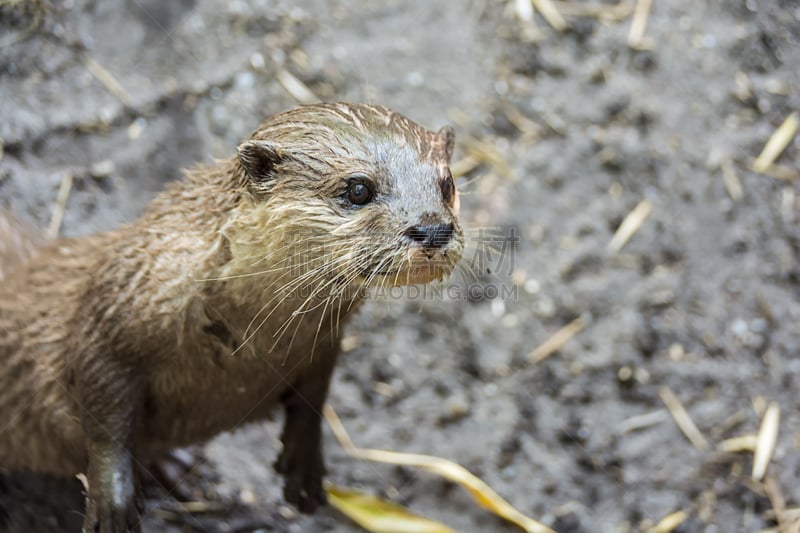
[1,0,798,532]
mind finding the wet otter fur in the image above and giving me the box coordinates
[0,103,463,532]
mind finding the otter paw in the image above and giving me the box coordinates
[274,446,327,513]
[83,493,142,533]
[146,446,204,501]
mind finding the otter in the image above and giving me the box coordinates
[0,103,463,533]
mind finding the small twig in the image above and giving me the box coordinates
[627,0,652,48]
[48,173,73,238]
[658,386,709,450]
[528,315,587,364]
[608,199,652,253]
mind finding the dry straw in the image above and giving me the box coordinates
[528,315,586,364]
[47,173,73,238]
[277,67,319,104]
[647,509,689,533]
[627,0,652,48]
[608,199,652,253]
[752,112,798,176]
[324,405,555,533]
[83,56,132,107]
[752,402,780,481]
[658,386,709,451]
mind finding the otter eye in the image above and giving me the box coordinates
[346,180,374,205]
[441,172,455,204]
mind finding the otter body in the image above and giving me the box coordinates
[0,103,463,532]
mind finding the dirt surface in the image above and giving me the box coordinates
[1,1,799,532]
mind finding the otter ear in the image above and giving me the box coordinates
[437,126,456,162]
[237,140,283,192]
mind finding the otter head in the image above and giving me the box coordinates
[235,103,463,294]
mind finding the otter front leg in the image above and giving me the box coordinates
[274,349,339,513]
[78,363,143,533]
[83,439,141,533]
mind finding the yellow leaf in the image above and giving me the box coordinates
[327,485,457,533]
[324,405,555,533]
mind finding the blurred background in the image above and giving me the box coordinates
[0,0,798,532]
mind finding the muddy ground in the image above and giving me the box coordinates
[1,0,799,532]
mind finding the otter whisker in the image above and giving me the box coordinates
[239,256,350,346]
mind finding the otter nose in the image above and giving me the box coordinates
[404,223,454,249]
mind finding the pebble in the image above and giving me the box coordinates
[128,117,146,140]
[491,299,505,317]
[533,296,556,319]
[730,318,749,337]
[249,52,266,71]
[406,71,424,87]
[239,488,256,504]
[90,159,115,178]
[441,393,470,423]
[524,278,540,294]
[278,504,298,520]
[235,71,255,90]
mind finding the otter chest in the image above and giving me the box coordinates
[141,320,332,448]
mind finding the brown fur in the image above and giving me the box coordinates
[0,103,463,532]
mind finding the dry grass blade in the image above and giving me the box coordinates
[658,386,709,450]
[324,405,555,533]
[531,0,568,31]
[647,510,689,533]
[752,402,780,481]
[764,163,796,181]
[463,137,514,179]
[528,316,586,364]
[502,105,543,142]
[0,0,44,48]
[326,485,457,533]
[176,501,228,513]
[710,409,749,441]
[753,112,798,174]
[627,0,652,48]
[762,476,800,533]
[276,67,319,104]
[47,173,73,238]
[553,1,634,21]
[618,409,668,434]
[721,158,744,202]
[608,199,652,253]
[82,56,132,107]
[450,155,482,178]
